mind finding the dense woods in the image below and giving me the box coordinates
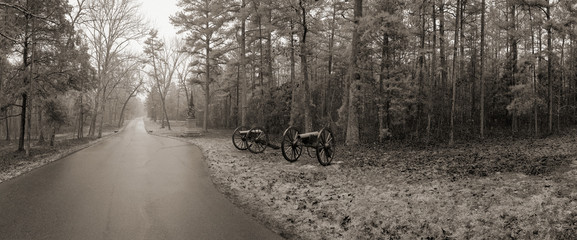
[163,0,577,145]
[2,0,577,150]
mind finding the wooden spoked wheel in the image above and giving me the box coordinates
[281,127,302,162]
[247,127,268,154]
[316,128,335,166]
[232,126,249,150]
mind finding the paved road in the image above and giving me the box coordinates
[0,119,283,240]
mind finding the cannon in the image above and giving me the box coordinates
[281,127,335,166]
[232,126,270,153]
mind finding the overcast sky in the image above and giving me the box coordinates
[68,0,181,41]
[137,0,180,40]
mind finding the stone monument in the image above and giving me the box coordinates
[184,96,201,137]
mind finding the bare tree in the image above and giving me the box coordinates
[176,54,193,112]
[144,31,184,130]
[67,0,89,139]
[118,66,144,128]
[82,0,144,138]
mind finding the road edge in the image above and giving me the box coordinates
[0,128,124,184]
[142,128,290,239]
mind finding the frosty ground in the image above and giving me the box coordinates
[1,120,575,239]
[143,120,577,239]
[0,127,118,184]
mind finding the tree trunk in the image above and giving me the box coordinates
[539,20,543,135]
[26,78,32,156]
[159,95,171,130]
[439,0,447,99]
[240,0,248,126]
[509,1,518,134]
[345,0,363,145]
[449,0,460,145]
[325,3,337,121]
[98,85,106,138]
[26,17,37,156]
[289,19,299,127]
[416,0,426,138]
[266,7,274,125]
[529,8,538,136]
[88,89,100,137]
[470,37,476,123]
[49,126,56,147]
[258,10,265,104]
[204,39,210,132]
[299,0,312,132]
[547,0,553,134]
[227,94,232,128]
[38,109,44,143]
[559,37,565,132]
[379,30,390,142]
[0,57,2,130]
[328,3,336,76]
[428,1,437,140]
[77,78,84,139]
[176,89,180,120]
[4,108,10,141]
[118,81,142,127]
[235,63,239,126]
[480,0,486,138]
[460,0,467,122]
[267,7,273,92]
[18,15,30,152]
[18,94,27,152]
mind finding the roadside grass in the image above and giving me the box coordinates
[0,125,120,183]
[144,119,577,239]
[0,138,89,171]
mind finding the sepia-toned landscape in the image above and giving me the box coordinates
[1,0,577,239]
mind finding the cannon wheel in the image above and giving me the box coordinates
[316,128,335,166]
[247,127,268,154]
[281,127,302,162]
[232,126,249,150]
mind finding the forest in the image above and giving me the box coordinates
[1,0,577,153]
[164,0,577,145]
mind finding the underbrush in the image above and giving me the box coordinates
[0,125,121,182]
[0,138,94,172]
[342,134,576,180]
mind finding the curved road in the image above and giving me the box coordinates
[0,119,282,240]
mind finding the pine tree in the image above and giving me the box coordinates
[172,0,232,131]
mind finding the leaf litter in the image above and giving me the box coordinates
[145,120,577,239]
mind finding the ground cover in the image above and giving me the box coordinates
[132,120,577,238]
[0,126,119,183]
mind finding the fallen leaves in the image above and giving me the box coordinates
[144,120,577,239]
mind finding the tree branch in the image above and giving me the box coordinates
[1,103,23,110]
[0,2,58,24]
[0,113,22,120]
[0,29,18,43]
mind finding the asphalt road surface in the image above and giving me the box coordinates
[0,119,283,240]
